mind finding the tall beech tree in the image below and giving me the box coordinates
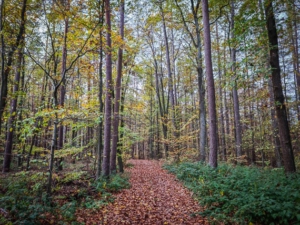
[264,0,296,173]
[96,0,105,180]
[202,0,218,168]
[102,0,113,177]
[111,0,125,173]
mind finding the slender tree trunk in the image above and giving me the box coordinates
[230,0,242,158]
[286,1,300,121]
[202,0,218,168]
[96,0,104,179]
[47,81,61,195]
[216,22,226,161]
[117,86,126,173]
[159,3,178,140]
[47,113,58,194]
[2,44,24,172]
[110,0,125,173]
[26,134,36,171]
[57,1,69,170]
[265,0,296,173]
[149,86,154,159]
[0,0,4,133]
[0,0,27,133]
[2,0,27,172]
[149,39,168,158]
[102,0,113,177]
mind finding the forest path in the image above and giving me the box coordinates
[100,160,207,224]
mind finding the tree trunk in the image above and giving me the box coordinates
[2,43,24,172]
[57,1,69,170]
[159,2,178,140]
[111,0,125,173]
[286,1,300,121]
[2,0,27,172]
[265,0,296,173]
[47,114,58,194]
[216,22,226,161]
[117,86,126,173]
[202,0,218,168]
[268,78,282,167]
[0,0,27,133]
[230,0,242,158]
[102,0,113,177]
[0,0,4,133]
[96,0,104,179]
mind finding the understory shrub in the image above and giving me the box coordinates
[0,172,130,224]
[164,162,300,224]
[0,171,53,224]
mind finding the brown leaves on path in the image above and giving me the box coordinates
[100,160,207,225]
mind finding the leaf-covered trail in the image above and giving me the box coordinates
[101,160,207,224]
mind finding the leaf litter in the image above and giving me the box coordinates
[77,160,207,224]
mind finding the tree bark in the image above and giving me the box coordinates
[102,0,113,177]
[2,0,27,172]
[110,0,125,173]
[159,2,178,140]
[265,0,296,173]
[202,0,218,168]
[216,21,226,161]
[96,0,105,179]
[2,42,24,172]
[0,0,4,133]
[57,0,69,170]
[230,0,242,158]
[0,0,27,133]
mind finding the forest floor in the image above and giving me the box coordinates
[76,160,208,224]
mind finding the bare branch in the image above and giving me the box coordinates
[175,0,197,47]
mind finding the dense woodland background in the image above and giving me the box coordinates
[0,0,300,224]
[0,0,300,182]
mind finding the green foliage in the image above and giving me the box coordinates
[106,173,131,192]
[93,173,130,193]
[82,195,112,209]
[60,171,87,184]
[60,201,77,222]
[164,162,300,224]
[78,173,130,210]
[54,146,85,158]
[0,171,130,224]
[0,172,52,224]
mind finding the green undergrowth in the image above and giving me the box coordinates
[0,171,130,225]
[164,162,300,225]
